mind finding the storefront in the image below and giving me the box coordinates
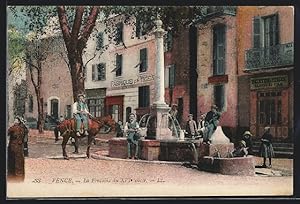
[249,73,293,141]
[105,95,124,122]
[86,88,106,117]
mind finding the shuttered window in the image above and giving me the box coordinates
[92,63,106,81]
[164,31,173,52]
[253,14,279,48]
[213,24,226,75]
[96,32,104,50]
[139,48,148,72]
[115,22,123,44]
[169,64,175,88]
[138,86,150,108]
[116,54,122,76]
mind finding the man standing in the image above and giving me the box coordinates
[185,114,198,139]
[203,105,221,144]
[124,113,140,159]
[72,93,90,136]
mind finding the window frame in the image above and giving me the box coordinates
[213,24,226,76]
[138,86,150,108]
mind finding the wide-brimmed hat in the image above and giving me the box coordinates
[172,104,178,107]
[243,131,252,137]
[77,93,86,98]
[240,140,246,147]
[264,126,271,131]
[188,114,193,117]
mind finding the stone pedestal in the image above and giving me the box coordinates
[108,138,160,160]
[151,104,173,140]
[140,140,160,161]
[198,143,234,158]
[211,126,231,144]
[108,138,128,159]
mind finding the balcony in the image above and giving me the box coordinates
[195,6,237,24]
[245,42,294,70]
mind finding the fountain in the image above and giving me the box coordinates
[106,18,255,176]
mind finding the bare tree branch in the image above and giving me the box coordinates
[78,6,99,48]
[57,6,72,45]
[72,6,84,41]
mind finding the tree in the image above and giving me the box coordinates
[9,5,212,101]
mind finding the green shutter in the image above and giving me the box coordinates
[116,55,122,76]
[136,18,141,37]
[92,65,96,80]
[169,64,175,88]
[140,48,147,72]
[253,16,261,48]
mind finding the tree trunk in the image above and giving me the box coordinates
[57,6,99,101]
[37,97,44,133]
[69,52,85,102]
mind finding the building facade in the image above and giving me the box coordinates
[195,6,238,138]
[25,36,73,122]
[237,6,294,142]
[85,16,193,125]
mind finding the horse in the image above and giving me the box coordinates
[54,115,116,159]
[7,124,26,181]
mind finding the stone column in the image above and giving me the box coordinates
[153,19,166,106]
[151,19,173,140]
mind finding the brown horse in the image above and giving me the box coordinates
[7,124,26,181]
[55,115,116,159]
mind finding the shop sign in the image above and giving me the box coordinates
[111,74,155,89]
[250,75,288,90]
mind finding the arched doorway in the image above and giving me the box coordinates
[50,99,59,119]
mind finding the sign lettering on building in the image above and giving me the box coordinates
[250,75,288,90]
[111,74,156,89]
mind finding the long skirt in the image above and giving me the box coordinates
[259,143,275,158]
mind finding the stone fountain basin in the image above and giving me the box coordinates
[199,155,255,176]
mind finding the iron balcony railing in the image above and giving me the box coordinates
[245,42,294,70]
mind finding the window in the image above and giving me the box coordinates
[139,48,148,72]
[214,85,225,111]
[136,17,148,37]
[164,64,176,88]
[258,91,282,125]
[28,95,33,113]
[164,31,173,52]
[96,32,104,50]
[116,54,122,76]
[213,24,226,75]
[115,22,123,44]
[88,98,104,117]
[253,14,279,48]
[169,64,175,88]
[138,86,150,108]
[92,63,106,81]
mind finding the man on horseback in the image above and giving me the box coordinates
[72,93,90,137]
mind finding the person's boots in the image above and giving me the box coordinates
[24,143,29,157]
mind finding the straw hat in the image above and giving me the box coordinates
[77,93,86,98]
[240,140,246,147]
[211,104,218,110]
[243,131,253,137]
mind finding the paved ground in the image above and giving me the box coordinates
[6,131,294,198]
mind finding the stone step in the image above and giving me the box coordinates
[253,141,294,148]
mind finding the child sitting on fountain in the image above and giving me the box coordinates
[231,140,248,157]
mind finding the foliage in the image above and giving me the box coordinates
[7,27,26,75]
